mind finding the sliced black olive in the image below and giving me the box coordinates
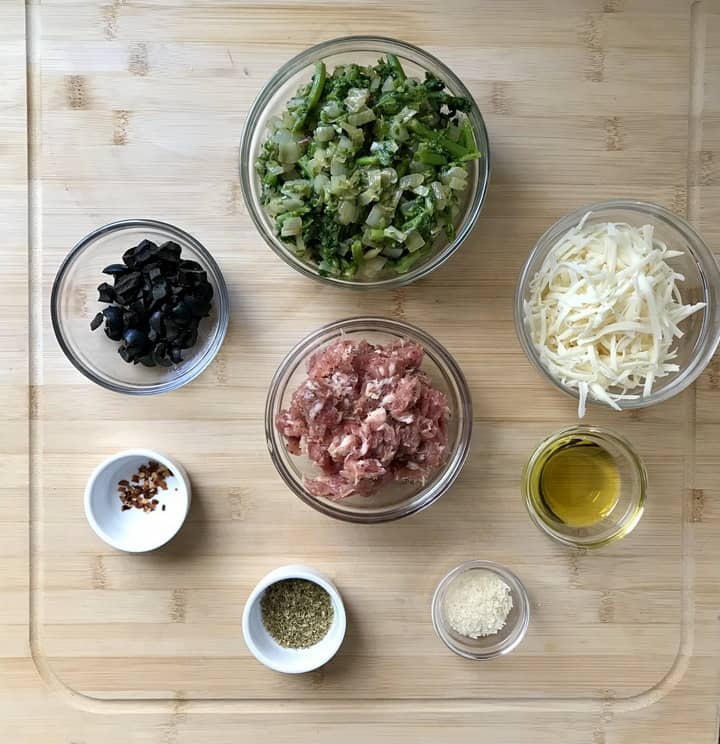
[163,317,180,341]
[177,325,199,350]
[114,270,143,294]
[151,281,168,303]
[122,328,149,352]
[178,260,206,285]
[122,245,137,269]
[118,345,134,363]
[90,312,104,331]
[136,351,157,367]
[153,342,173,367]
[185,294,211,317]
[123,310,141,329]
[170,346,183,364]
[157,241,182,263]
[133,239,160,266]
[195,281,214,302]
[149,310,165,333]
[146,264,163,281]
[102,305,122,322]
[97,283,116,303]
[102,263,128,276]
[129,298,146,316]
[171,301,193,327]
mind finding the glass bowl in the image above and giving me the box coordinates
[51,219,229,394]
[432,560,530,660]
[265,317,473,523]
[239,36,490,290]
[514,200,720,411]
[522,426,647,548]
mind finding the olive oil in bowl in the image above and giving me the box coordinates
[538,440,620,527]
[523,427,647,548]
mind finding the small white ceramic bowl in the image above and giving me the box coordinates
[242,565,347,674]
[84,449,191,552]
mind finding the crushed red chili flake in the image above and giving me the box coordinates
[117,459,173,513]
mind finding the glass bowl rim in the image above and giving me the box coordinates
[264,315,473,523]
[50,217,230,396]
[431,559,531,660]
[521,424,648,549]
[513,198,720,410]
[239,34,491,290]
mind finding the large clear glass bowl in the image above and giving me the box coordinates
[240,36,490,290]
[265,317,473,523]
[51,219,229,394]
[514,200,720,410]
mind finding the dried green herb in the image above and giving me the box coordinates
[260,578,333,649]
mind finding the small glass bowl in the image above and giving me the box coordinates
[522,426,647,548]
[514,200,720,411]
[432,560,530,660]
[51,219,229,395]
[240,36,490,290]
[265,317,473,523]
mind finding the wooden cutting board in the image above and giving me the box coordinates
[2,0,720,741]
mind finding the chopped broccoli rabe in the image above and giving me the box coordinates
[255,55,481,279]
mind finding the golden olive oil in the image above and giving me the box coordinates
[535,439,620,527]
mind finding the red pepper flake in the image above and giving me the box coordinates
[117,460,174,513]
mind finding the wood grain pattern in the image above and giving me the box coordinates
[2,0,720,741]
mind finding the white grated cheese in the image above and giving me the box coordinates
[524,216,706,417]
[444,570,513,638]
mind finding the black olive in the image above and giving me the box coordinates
[118,345,134,363]
[90,312,104,331]
[195,281,214,302]
[97,283,116,303]
[95,237,213,365]
[123,310,141,329]
[151,281,168,303]
[105,327,123,342]
[163,317,180,341]
[122,328,149,351]
[171,301,193,327]
[136,351,157,367]
[102,264,128,276]
[185,294,211,317]
[157,241,182,263]
[179,260,206,285]
[102,305,122,322]
[133,239,160,266]
[177,325,199,349]
[114,271,143,294]
[153,342,173,367]
[129,298,146,316]
[149,310,165,333]
[146,264,163,281]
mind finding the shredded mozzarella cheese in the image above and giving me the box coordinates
[524,216,705,416]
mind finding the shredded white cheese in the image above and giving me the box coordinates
[524,215,706,416]
[444,570,513,638]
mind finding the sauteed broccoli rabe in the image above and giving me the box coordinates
[255,55,481,279]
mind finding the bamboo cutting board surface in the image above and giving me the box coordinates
[3,0,720,741]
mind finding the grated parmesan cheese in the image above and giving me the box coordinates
[524,215,706,417]
[444,570,513,638]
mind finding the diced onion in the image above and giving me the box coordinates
[280,216,302,237]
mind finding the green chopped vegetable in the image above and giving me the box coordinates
[255,55,481,279]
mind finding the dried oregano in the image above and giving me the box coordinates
[260,578,333,649]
